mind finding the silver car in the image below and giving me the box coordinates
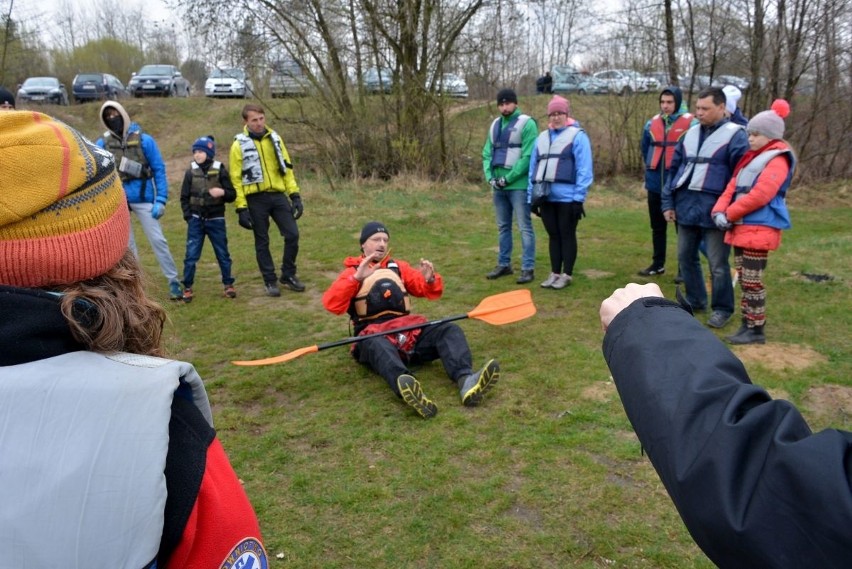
[17,77,69,105]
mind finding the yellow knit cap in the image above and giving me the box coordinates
[0,111,130,287]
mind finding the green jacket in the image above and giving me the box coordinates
[481,108,538,191]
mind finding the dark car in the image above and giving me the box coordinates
[128,64,191,97]
[17,77,69,106]
[72,73,127,103]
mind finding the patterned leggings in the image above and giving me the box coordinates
[733,247,769,328]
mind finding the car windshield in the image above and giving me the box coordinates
[75,74,103,83]
[24,77,59,87]
[138,65,174,76]
[211,68,245,80]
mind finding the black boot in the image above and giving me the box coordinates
[727,325,766,345]
[725,319,748,342]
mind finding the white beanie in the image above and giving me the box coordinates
[722,85,742,114]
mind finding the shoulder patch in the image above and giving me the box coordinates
[219,537,268,569]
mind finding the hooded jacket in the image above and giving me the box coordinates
[641,86,697,194]
[96,102,170,206]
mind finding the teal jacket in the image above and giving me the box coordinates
[482,108,538,191]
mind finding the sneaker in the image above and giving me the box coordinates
[707,311,732,328]
[486,265,513,279]
[223,285,237,299]
[397,374,438,418]
[181,287,194,303]
[540,272,560,288]
[551,273,572,290]
[516,269,534,284]
[638,265,665,276]
[265,282,281,297]
[460,359,500,407]
[280,275,306,292]
[169,281,183,301]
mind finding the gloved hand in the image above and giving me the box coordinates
[530,203,541,217]
[151,202,165,220]
[290,193,303,220]
[496,177,508,188]
[237,208,253,230]
[713,212,732,231]
[488,178,500,191]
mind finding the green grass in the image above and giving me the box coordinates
[45,100,852,567]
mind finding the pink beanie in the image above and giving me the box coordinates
[547,95,570,115]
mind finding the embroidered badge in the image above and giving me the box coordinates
[219,537,268,569]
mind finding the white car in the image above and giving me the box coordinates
[205,68,253,98]
[434,73,468,98]
[593,69,658,95]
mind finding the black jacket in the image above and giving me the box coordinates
[603,298,852,568]
[179,159,237,220]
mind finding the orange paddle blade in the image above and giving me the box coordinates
[232,345,319,366]
[467,289,536,325]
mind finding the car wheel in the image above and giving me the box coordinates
[578,88,587,95]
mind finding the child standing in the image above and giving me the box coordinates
[711,100,795,344]
[180,136,238,301]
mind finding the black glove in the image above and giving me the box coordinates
[530,204,541,217]
[488,178,500,191]
[290,193,303,220]
[237,208,253,230]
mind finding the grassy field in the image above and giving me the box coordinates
[46,98,852,567]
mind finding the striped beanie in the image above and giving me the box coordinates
[0,111,130,287]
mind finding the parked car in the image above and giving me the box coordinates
[362,67,393,94]
[680,74,713,91]
[592,69,658,95]
[204,67,252,98]
[552,72,609,95]
[716,75,750,91]
[434,73,468,98]
[71,72,127,103]
[17,77,69,105]
[270,62,310,98]
[128,64,191,97]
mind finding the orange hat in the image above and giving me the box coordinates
[0,111,130,287]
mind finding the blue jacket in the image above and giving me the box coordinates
[97,122,169,206]
[526,122,593,203]
[661,118,748,228]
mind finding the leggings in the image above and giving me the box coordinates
[540,201,585,275]
[733,247,769,327]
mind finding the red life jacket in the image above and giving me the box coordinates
[647,113,693,169]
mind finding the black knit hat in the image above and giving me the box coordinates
[496,88,518,104]
[360,221,389,244]
[0,87,15,108]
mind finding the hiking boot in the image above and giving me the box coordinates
[280,275,306,292]
[486,265,513,279]
[181,287,194,303]
[265,282,281,297]
[540,272,559,288]
[726,325,766,345]
[459,359,500,407]
[707,311,732,328]
[169,281,183,301]
[638,265,665,276]
[674,274,684,284]
[223,285,237,299]
[516,269,534,284]
[397,374,438,418]
[551,273,572,290]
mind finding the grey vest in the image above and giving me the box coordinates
[674,122,742,191]
[0,351,212,568]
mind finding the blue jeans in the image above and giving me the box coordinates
[492,189,535,270]
[677,224,733,314]
[182,216,234,288]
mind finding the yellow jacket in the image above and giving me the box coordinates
[229,126,300,209]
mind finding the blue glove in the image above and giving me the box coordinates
[713,212,732,231]
[151,202,165,220]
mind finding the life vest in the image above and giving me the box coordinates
[673,122,743,194]
[352,261,411,322]
[533,126,582,184]
[189,160,225,209]
[733,149,795,230]
[490,114,532,168]
[235,130,289,186]
[103,130,150,182]
[646,113,693,170]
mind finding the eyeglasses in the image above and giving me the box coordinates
[548,112,566,118]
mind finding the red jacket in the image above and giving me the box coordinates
[322,255,443,318]
[713,140,792,251]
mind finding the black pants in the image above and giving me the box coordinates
[540,201,584,275]
[353,322,473,395]
[246,191,299,284]
[647,191,667,268]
